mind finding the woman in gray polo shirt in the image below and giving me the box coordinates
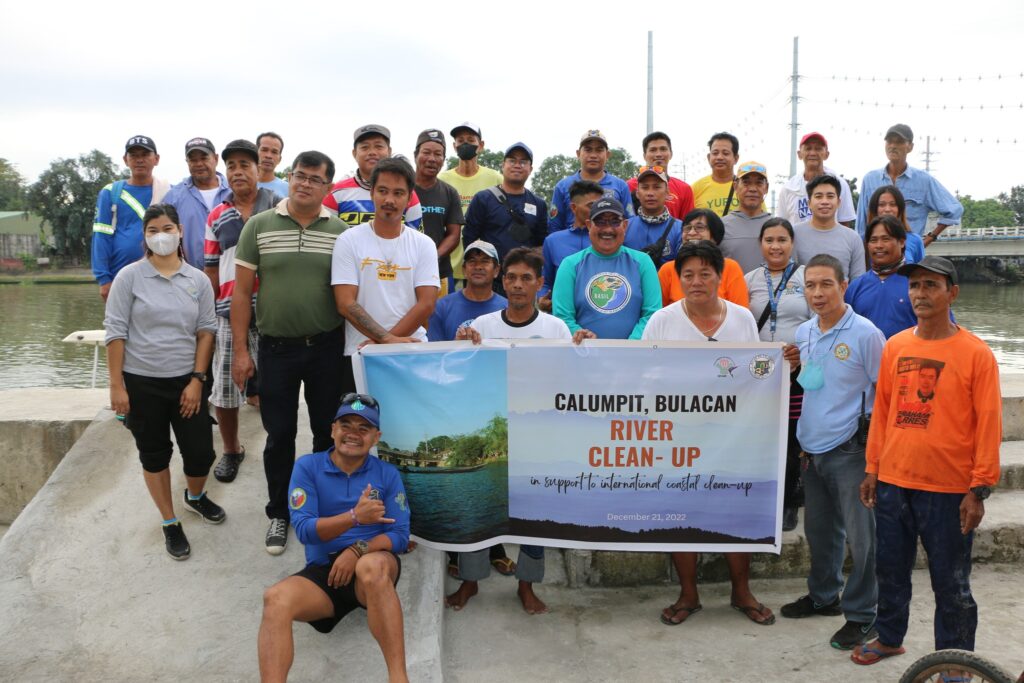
[104,204,222,560]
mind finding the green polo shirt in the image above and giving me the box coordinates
[235,200,348,337]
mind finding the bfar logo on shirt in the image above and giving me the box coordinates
[585,272,631,314]
[289,487,307,510]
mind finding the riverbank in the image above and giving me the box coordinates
[0,267,94,284]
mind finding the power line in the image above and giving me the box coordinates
[805,98,1024,111]
[803,72,1024,84]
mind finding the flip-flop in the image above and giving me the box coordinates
[731,602,776,626]
[850,643,906,665]
[660,603,702,626]
[491,557,517,576]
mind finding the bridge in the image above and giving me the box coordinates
[930,225,1024,257]
[378,445,447,469]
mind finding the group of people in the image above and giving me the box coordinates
[97,121,998,681]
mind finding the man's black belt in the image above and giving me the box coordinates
[261,325,343,347]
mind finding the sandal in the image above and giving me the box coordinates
[660,603,702,626]
[731,602,776,626]
[491,557,516,576]
[850,642,906,666]
[213,447,245,483]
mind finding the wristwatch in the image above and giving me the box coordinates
[970,486,991,501]
[190,371,207,383]
[351,540,370,557]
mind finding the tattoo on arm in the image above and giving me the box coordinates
[347,303,390,341]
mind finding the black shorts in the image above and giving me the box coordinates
[294,552,402,634]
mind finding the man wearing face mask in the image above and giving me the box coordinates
[161,138,231,270]
[782,253,885,652]
[439,122,503,285]
[324,124,423,230]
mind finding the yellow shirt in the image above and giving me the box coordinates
[691,175,766,217]
[438,165,503,279]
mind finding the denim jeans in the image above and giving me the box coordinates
[458,545,545,583]
[258,327,349,520]
[803,434,877,623]
[875,482,977,650]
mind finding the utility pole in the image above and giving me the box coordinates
[788,36,800,177]
[646,31,654,134]
[923,135,935,172]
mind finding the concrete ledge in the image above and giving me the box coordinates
[0,405,444,681]
[1001,372,1024,441]
[0,388,105,522]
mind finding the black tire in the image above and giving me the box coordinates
[899,649,1014,683]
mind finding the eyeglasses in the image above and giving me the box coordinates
[290,171,329,188]
[505,157,531,167]
[637,165,667,175]
[592,216,623,228]
[340,393,379,409]
[683,224,710,234]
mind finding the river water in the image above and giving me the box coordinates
[1,282,1023,389]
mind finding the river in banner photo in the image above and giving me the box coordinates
[400,460,509,543]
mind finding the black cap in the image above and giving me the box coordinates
[885,124,914,143]
[222,139,259,163]
[415,129,446,151]
[589,196,625,220]
[185,137,216,155]
[898,255,958,285]
[125,135,157,153]
[354,124,391,144]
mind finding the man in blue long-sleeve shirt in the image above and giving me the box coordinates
[258,393,410,683]
[856,124,963,243]
[161,137,231,270]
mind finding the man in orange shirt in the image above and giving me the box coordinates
[853,256,1001,666]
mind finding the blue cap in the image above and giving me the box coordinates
[504,142,533,162]
[589,196,625,220]
[334,397,380,429]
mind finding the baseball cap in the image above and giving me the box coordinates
[185,137,216,156]
[463,240,499,262]
[800,132,828,147]
[415,128,447,151]
[504,142,533,162]
[636,165,668,183]
[450,122,482,138]
[125,135,157,153]
[334,393,381,429]
[590,196,625,220]
[579,129,608,147]
[897,255,958,285]
[885,124,914,142]
[736,161,768,180]
[354,124,391,144]
[221,139,259,163]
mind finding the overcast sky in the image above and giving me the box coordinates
[2,0,1022,202]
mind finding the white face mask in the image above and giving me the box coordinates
[146,231,180,256]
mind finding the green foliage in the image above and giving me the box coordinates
[447,434,487,467]
[444,148,504,174]
[529,147,638,206]
[415,434,454,456]
[959,194,1016,229]
[27,150,120,264]
[847,176,859,208]
[997,185,1024,225]
[420,415,509,467]
[0,158,27,211]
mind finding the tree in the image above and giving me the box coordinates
[959,194,1016,229]
[0,158,27,211]
[847,176,859,208]
[998,185,1024,226]
[481,415,508,457]
[528,147,638,207]
[447,434,487,467]
[444,147,504,174]
[27,150,120,264]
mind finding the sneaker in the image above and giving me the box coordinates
[183,490,226,524]
[214,447,246,483]
[163,522,191,560]
[782,507,799,532]
[830,620,878,650]
[780,594,843,619]
[266,517,288,555]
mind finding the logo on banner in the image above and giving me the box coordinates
[714,357,737,377]
[585,272,631,314]
[749,354,775,379]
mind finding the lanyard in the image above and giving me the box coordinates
[763,261,795,339]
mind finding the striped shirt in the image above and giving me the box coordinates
[323,175,423,229]
[234,200,348,337]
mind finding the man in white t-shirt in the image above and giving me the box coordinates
[332,157,440,392]
[777,132,856,228]
[448,247,593,615]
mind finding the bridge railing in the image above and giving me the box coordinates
[939,226,1024,241]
